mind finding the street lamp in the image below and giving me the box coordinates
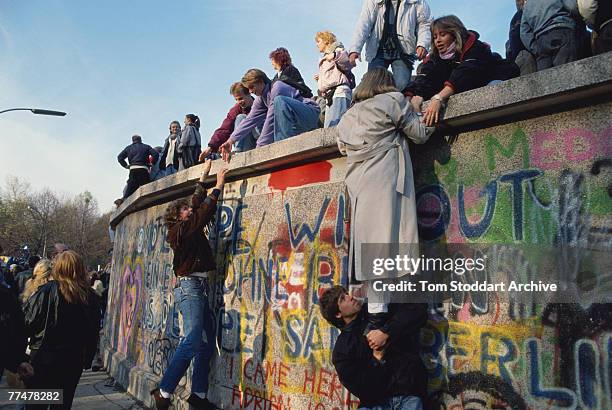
[0,108,66,116]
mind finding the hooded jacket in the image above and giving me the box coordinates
[404,31,519,100]
[349,0,432,62]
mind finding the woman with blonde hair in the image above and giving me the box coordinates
[404,15,518,126]
[336,68,434,334]
[21,259,53,303]
[314,30,354,127]
[23,250,101,409]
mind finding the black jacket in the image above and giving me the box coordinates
[15,269,33,296]
[117,141,159,169]
[272,65,313,99]
[332,303,428,407]
[159,135,180,171]
[23,281,101,368]
[507,10,527,61]
[0,284,28,374]
[596,1,612,32]
[404,31,519,100]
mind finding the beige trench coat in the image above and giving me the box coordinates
[336,91,433,280]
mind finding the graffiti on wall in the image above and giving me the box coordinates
[103,106,612,410]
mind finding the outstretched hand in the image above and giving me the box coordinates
[199,146,212,162]
[199,159,212,182]
[215,167,229,190]
[220,140,232,163]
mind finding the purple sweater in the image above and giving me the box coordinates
[229,81,318,147]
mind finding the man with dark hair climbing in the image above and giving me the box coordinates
[319,285,428,410]
[151,159,227,410]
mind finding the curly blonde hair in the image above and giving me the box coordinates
[315,31,337,47]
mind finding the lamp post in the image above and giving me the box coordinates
[0,108,66,116]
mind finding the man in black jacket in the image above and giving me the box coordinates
[320,286,428,409]
[116,135,159,205]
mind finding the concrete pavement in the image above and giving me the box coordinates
[1,370,146,410]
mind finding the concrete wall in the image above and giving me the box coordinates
[102,54,612,409]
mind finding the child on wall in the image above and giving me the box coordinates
[336,68,434,330]
[404,15,519,127]
[314,31,354,128]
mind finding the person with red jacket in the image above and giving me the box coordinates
[200,83,258,160]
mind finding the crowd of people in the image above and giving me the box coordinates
[0,245,109,409]
[4,1,606,409]
[115,1,610,209]
[116,2,609,410]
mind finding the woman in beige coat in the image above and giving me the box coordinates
[336,68,434,330]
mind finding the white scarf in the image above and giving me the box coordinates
[166,134,178,167]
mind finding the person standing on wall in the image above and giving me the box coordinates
[159,121,182,177]
[348,0,433,91]
[116,135,160,206]
[177,114,202,171]
[151,159,228,410]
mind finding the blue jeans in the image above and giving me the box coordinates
[160,277,213,394]
[164,165,177,177]
[369,51,414,91]
[273,96,320,142]
[324,93,351,128]
[233,113,258,152]
[359,395,423,410]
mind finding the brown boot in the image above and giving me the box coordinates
[150,388,170,410]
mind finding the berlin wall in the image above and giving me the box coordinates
[102,54,612,409]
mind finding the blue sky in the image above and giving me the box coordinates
[0,0,515,211]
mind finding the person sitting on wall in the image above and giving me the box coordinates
[151,159,228,410]
[159,121,182,177]
[319,285,428,410]
[218,68,320,160]
[200,82,259,159]
[270,47,313,98]
[116,135,159,206]
[404,15,519,127]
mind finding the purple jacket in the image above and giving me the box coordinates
[229,81,318,147]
